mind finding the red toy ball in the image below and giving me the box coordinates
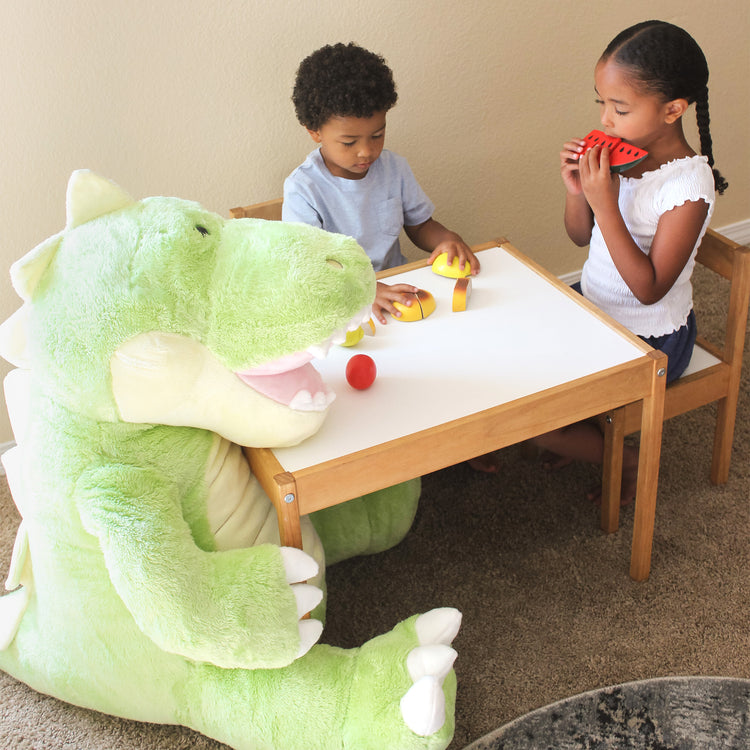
[345,354,377,390]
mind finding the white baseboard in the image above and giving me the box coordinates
[559,270,582,286]
[716,219,750,247]
[557,218,750,284]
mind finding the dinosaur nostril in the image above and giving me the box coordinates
[326,258,343,270]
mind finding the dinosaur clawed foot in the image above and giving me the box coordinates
[400,608,461,736]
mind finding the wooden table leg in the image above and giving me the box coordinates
[629,351,667,581]
[272,472,303,549]
[244,447,304,549]
[601,408,625,534]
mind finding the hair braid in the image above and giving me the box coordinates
[695,87,728,194]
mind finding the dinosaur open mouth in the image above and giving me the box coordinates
[235,305,372,412]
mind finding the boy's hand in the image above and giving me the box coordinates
[427,240,480,275]
[372,281,419,324]
[406,219,479,274]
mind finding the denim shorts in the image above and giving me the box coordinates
[571,282,697,384]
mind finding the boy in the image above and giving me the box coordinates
[283,42,480,326]
[284,43,497,472]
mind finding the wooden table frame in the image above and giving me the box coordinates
[244,239,667,581]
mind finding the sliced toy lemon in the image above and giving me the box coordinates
[342,327,365,347]
[432,252,471,278]
[392,289,436,321]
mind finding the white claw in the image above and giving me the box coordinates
[406,644,457,685]
[292,583,323,618]
[296,617,323,658]
[0,306,32,369]
[279,546,319,584]
[415,607,462,646]
[400,675,445,736]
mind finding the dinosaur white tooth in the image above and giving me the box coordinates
[289,390,314,411]
[330,329,347,345]
[406,644,457,685]
[415,607,462,646]
[312,391,329,409]
[358,305,373,325]
[306,342,331,359]
[289,389,335,412]
[399,675,445,736]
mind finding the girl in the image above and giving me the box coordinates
[536,20,728,504]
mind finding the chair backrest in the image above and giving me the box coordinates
[692,228,750,367]
[229,198,283,221]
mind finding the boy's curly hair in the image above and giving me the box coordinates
[292,42,398,131]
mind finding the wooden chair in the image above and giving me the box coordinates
[600,228,750,533]
[229,198,283,221]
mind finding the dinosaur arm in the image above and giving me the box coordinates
[75,463,303,669]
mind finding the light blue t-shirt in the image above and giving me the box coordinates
[282,148,435,271]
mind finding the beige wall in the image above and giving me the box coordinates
[1,0,748,443]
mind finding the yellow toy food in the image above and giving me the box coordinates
[452,278,472,312]
[431,252,471,279]
[341,318,376,346]
[393,289,436,321]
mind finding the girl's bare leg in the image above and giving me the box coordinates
[533,422,638,505]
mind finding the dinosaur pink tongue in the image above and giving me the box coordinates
[236,360,334,410]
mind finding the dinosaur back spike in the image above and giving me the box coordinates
[0,305,31,366]
[65,169,135,230]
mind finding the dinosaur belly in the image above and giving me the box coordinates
[204,436,324,580]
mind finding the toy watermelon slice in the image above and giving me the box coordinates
[581,130,648,173]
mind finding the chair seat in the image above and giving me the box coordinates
[682,343,721,377]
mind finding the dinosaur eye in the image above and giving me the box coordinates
[195,225,210,236]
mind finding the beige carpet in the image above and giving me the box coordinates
[1,263,748,749]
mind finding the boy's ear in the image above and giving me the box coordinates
[306,128,323,144]
[664,98,689,124]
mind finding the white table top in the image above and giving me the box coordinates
[274,246,645,472]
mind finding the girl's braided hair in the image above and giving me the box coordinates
[601,20,727,194]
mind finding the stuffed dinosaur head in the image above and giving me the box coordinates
[0,170,375,446]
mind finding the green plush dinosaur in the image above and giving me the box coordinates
[0,171,460,750]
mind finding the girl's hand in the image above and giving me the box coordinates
[578,145,620,215]
[372,281,419,325]
[427,240,480,275]
[560,138,587,195]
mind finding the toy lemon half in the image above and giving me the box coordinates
[392,289,436,321]
[341,319,376,346]
[342,327,365,346]
[432,251,471,278]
